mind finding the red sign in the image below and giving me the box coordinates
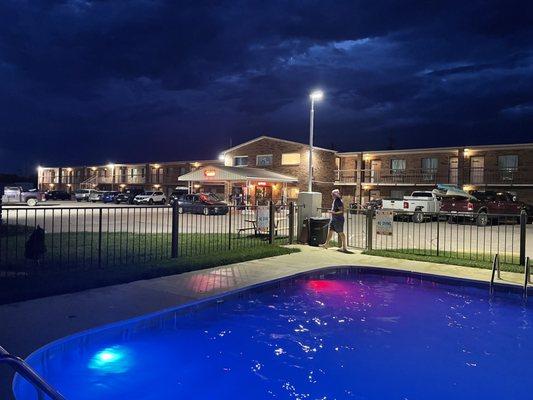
[204,169,216,177]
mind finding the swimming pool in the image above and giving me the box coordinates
[14,267,533,399]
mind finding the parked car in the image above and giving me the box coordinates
[176,193,229,215]
[382,191,441,223]
[169,188,190,206]
[1,186,44,207]
[89,191,104,202]
[44,190,71,201]
[102,191,120,203]
[75,189,97,202]
[133,191,166,205]
[115,188,144,204]
[441,191,533,226]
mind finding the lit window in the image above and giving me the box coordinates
[234,156,248,166]
[498,155,518,170]
[281,153,301,165]
[256,154,273,166]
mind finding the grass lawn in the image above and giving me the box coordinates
[363,249,523,273]
[0,244,299,304]
[0,230,291,270]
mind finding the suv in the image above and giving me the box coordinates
[176,193,229,215]
[441,191,533,226]
[133,191,166,205]
[75,189,97,202]
[115,188,144,204]
[44,190,71,201]
[169,189,189,206]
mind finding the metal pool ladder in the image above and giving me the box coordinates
[489,253,500,294]
[0,345,66,400]
[524,256,531,299]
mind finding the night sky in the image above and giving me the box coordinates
[1,1,532,174]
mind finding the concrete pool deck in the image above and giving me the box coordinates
[0,245,529,398]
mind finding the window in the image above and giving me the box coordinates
[234,156,248,166]
[498,155,518,170]
[421,158,438,181]
[391,159,406,172]
[256,154,273,166]
[498,155,518,181]
[390,189,405,199]
[281,153,301,165]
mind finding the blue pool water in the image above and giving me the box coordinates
[14,268,533,399]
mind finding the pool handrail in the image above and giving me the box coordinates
[0,345,66,400]
[524,257,530,298]
[490,253,500,293]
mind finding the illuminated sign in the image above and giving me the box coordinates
[257,181,267,186]
[204,169,216,177]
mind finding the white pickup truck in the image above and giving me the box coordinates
[382,191,441,222]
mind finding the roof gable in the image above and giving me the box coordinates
[223,135,336,154]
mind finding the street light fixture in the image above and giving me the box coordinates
[308,90,323,192]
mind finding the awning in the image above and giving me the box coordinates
[178,165,298,183]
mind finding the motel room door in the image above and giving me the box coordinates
[370,160,381,183]
[470,156,484,184]
[449,157,458,185]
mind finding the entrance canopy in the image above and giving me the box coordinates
[178,165,297,183]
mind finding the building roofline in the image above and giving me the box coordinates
[337,142,533,157]
[222,135,337,154]
[40,159,221,170]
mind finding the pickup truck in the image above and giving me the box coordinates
[441,190,533,226]
[382,191,441,223]
[1,186,44,206]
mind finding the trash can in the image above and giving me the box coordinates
[308,217,330,246]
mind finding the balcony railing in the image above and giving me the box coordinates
[335,167,533,186]
[335,169,452,185]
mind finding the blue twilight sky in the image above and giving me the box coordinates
[0,0,532,173]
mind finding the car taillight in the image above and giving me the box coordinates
[467,202,474,211]
[403,201,409,209]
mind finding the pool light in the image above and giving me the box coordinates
[88,346,131,373]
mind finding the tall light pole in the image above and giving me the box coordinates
[308,90,323,192]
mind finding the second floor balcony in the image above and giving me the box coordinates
[335,167,533,186]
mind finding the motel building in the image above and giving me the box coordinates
[38,136,533,206]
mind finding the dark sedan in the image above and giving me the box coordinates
[44,190,71,201]
[176,193,229,215]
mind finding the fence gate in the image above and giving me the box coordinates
[346,209,367,249]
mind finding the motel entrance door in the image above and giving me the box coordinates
[255,185,272,205]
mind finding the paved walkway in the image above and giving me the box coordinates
[0,245,527,399]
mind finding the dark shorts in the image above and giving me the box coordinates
[330,219,344,233]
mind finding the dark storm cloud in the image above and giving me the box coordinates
[0,0,532,172]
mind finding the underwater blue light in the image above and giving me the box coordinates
[88,346,132,373]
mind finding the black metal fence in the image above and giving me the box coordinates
[0,202,297,276]
[347,209,528,265]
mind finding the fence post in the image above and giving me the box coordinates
[228,206,232,250]
[97,208,103,268]
[366,209,373,251]
[171,201,179,258]
[520,209,527,266]
[436,212,440,257]
[269,201,275,244]
[288,202,295,245]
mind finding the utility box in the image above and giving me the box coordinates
[297,191,322,242]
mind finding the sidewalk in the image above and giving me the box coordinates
[0,245,526,399]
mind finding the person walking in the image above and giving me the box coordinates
[323,189,348,251]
